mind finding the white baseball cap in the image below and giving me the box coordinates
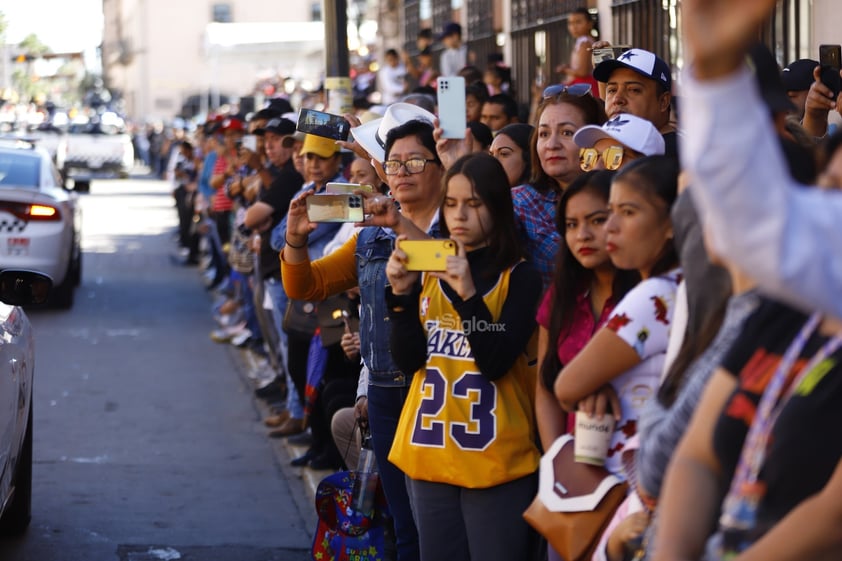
[573,114,665,156]
[350,102,436,163]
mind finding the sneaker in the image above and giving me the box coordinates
[230,329,253,347]
[209,322,247,343]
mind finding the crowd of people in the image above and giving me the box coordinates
[166,1,842,559]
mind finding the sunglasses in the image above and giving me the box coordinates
[542,83,592,98]
[579,146,625,171]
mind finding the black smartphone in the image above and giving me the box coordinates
[296,108,350,141]
[819,44,842,100]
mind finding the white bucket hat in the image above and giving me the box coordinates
[573,114,665,156]
[350,102,436,163]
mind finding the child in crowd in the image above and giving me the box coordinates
[385,153,541,561]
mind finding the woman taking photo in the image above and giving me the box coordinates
[385,153,541,561]
[282,117,444,561]
[553,155,680,477]
[513,85,606,290]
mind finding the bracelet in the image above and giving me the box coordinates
[285,235,308,249]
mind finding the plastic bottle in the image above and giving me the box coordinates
[351,434,379,517]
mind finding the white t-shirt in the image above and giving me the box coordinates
[601,269,682,476]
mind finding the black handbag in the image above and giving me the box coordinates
[283,299,319,337]
[316,293,359,347]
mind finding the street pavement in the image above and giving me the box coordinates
[0,175,316,561]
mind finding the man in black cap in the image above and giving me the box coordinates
[782,58,819,120]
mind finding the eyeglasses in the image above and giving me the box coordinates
[579,146,625,171]
[383,158,437,175]
[542,83,592,99]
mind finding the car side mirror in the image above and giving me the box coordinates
[0,270,53,306]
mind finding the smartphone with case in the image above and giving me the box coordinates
[306,194,364,223]
[398,239,457,271]
[296,108,351,141]
[326,182,374,194]
[436,76,467,139]
[819,44,842,100]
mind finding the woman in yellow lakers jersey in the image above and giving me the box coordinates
[385,153,542,561]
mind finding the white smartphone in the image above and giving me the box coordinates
[436,76,467,139]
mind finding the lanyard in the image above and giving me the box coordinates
[719,312,842,536]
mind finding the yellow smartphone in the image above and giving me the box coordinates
[398,239,457,271]
[306,193,364,223]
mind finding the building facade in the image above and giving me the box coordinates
[101,0,325,121]
[392,0,838,106]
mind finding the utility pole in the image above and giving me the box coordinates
[322,0,352,116]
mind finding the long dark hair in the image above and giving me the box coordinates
[529,92,606,193]
[539,170,639,391]
[613,156,679,277]
[496,123,534,185]
[439,153,523,274]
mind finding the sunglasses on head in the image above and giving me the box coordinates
[579,146,625,171]
[542,83,592,99]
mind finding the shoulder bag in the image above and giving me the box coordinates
[523,434,629,561]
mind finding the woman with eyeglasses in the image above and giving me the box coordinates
[554,156,680,482]
[281,119,445,561]
[513,85,606,290]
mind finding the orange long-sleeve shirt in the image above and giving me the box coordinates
[280,232,361,300]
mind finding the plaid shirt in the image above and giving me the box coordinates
[512,183,560,292]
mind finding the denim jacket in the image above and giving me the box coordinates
[355,226,405,386]
[355,218,440,387]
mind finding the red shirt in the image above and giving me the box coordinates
[211,154,234,212]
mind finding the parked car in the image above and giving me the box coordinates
[0,139,82,308]
[0,269,52,535]
[64,113,134,193]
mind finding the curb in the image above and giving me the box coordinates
[236,347,332,503]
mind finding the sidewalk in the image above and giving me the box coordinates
[236,347,328,504]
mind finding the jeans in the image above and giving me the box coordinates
[367,384,419,561]
[406,472,538,561]
[265,277,303,418]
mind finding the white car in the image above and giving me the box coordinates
[0,139,82,308]
[0,269,52,535]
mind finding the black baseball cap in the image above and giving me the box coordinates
[782,59,819,92]
[255,118,296,137]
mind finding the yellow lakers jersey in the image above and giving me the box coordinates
[389,264,540,488]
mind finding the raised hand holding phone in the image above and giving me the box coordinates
[284,189,318,248]
[431,238,476,300]
[386,236,420,295]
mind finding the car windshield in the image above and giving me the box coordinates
[68,122,124,135]
[0,153,40,187]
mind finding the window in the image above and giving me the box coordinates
[212,3,232,23]
[311,2,322,21]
